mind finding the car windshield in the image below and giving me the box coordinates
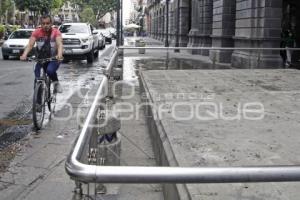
[59,25,89,34]
[9,30,33,39]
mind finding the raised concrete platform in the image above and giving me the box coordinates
[140,69,300,200]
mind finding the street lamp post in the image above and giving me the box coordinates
[120,0,123,45]
[117,0,121,46]
[165,0,169,47]
[174,0,180,52]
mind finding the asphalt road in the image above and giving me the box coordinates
[0,43,115,120]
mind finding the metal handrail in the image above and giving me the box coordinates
[120,46,300,51]
[104,48,118,77]
[65,46,300,184]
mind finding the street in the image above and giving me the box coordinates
[0,42,115,168]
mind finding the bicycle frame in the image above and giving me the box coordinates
[32,58,57,130]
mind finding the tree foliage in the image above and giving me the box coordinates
[70,0,117,19]
[14,0,64,14]
[80,7,96,24]
[0,0,13,18]
[52,0,64,9]
[90,0,117,19]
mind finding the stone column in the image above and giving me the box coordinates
[162,7,165,42]
[149,14,153,37]
[155,9,159,39]
[156,8,160,39]
[177,0,191,47]
[188,0,201,54]
[164,5,167,44]
[209,0,236,63]
[160,8,164,41]
[199,0,213,56]
[232,0,283,68]
[169,2,176,46]
[153,9,156,39]
[151,9,155,38]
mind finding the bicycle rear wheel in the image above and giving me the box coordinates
[32,82,46,130]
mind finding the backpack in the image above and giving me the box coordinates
[36,30,52,59]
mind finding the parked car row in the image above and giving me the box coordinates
[1,23,116,62]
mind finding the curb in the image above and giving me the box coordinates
[139,72,191,200]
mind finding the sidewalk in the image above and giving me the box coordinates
[123,37,300,199]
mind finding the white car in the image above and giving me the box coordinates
[1,29,35,60]
[98,29,112,44]
[59,23,99,63]
[93,30,106,50]
[107,27,116,39]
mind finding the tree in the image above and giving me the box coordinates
[70,0,117,20]
[0,0,13,23]
[80,7,96,25]
[14,0,62,14]
[52,0,65,16]
[14,0,65,25]
[89,0,117,20]
[52,0,64,10]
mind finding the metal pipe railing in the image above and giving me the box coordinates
[65,46,300,185]
[104,48,118,76]
[120,46,300,51]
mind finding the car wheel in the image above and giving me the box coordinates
[87,50,94,63]
[3,55,9,60]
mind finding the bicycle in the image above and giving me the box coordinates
[30,57,59,130]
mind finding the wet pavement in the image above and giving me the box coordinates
[0,44,115,177]
[1,36,300,200]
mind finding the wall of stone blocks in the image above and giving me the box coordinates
[147,0,286,68]
[232,0,283,68]
[210,0,236,63]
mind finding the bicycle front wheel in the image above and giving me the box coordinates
[32,82,46,130]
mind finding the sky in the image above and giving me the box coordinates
[123,0,134,24]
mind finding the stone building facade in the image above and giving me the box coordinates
[146,0,300,68]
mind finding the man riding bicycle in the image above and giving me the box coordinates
[20,14,63,93]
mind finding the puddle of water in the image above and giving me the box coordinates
[123,57,139,82]
[0,97,33,150]
[131,58,232,71]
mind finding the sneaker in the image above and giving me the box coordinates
[53,81,63,93]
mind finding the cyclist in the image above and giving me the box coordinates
[20,14,63,93]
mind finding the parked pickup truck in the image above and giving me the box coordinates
[59,23,99,63]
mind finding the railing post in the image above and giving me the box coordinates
[73,181,83,200]
[257,49,261,68]
[212,51,216,69]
